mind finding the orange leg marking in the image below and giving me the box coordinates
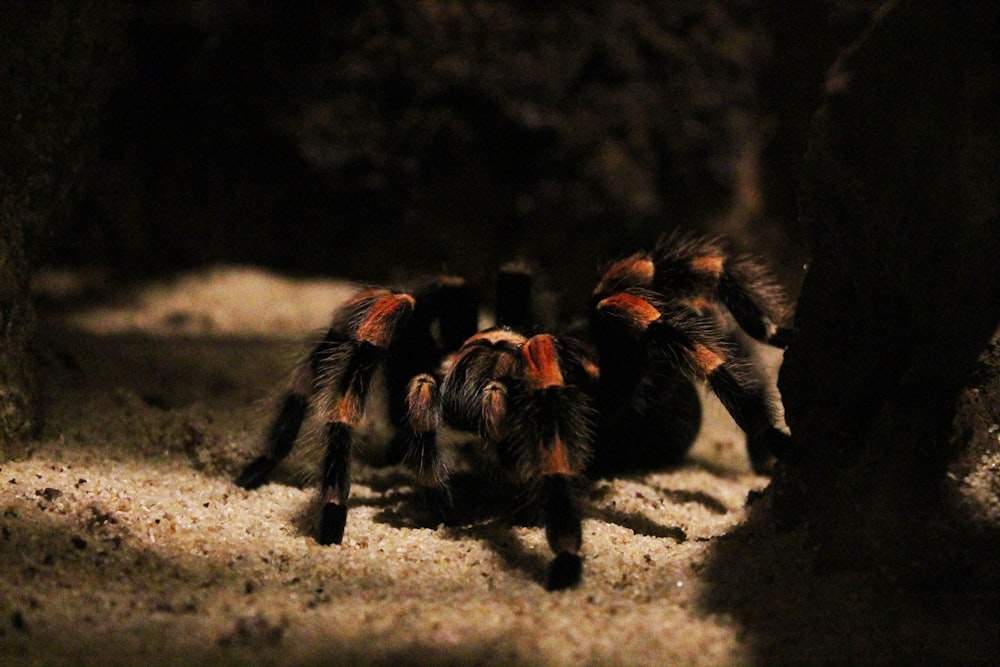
[595,254,655,295]
[355,293,415,347]
[522,335,565,390]
[596,293,661,331]
[691,254,724,276]
[540,436,572,476]
[332,392,364,426]
[691,343,725,375]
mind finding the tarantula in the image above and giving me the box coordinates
[234,231,792,590]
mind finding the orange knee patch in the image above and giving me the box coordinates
[596,293,661,331]
[595,254,655,295]
[522,335,565,390]
[355,292,415,347]
[540,437,572,476]
[332,392,364,426]
[691,254,724,276]
[691,343,725,375]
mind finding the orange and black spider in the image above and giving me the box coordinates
[235,230,793,590]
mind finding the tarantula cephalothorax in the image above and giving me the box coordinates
[235,230,793,590]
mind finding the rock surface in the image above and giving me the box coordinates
[777,0,1000,561]
[0,2,126,453]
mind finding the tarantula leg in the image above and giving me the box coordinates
[717,256,792,348]
[517,335,594,590]
[699,357,790,474]
[597,291,789,472]
[542,474,583,591]
[685,333,792,472]
[235,359,315,489]
[495,263,534,331]
[317,339,386,545]
[402,374,448,488]
[315,291,415,544]
[320,422,353,544]
[416,275,479,353]
[234,391,309,489]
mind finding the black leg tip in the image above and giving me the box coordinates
[769,326,796,349]
[234,456,275,490]
[749,429,795,473]
[747,449,776,476]
[546,552,582,591]
[419,484,453,524]
[318,503,347,545]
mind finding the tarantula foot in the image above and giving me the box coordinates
[546,552,583,591]
[770,325,797,349]
[318,503,348,545]
[748,452,775,476]
[234,456,277,490]
[420,481,452,507]
[747,428,794,474]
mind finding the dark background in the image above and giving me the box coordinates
[5,1,878,318]
[5,4,1000,663]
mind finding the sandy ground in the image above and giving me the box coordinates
[1,266,997,666]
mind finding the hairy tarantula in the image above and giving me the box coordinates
[235,231,792,590]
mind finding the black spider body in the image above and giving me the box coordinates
[235,231,792,590]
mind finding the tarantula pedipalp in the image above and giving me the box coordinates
[234,231,792,590]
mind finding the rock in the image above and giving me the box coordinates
[0,219,34,457]
[0,2,128,455]
[950,338,1000,527]
[777,0,1000,545]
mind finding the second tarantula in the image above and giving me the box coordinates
[235,231,792,590]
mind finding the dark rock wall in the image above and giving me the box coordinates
[778,0,1000,534]
[0,214,33,455]
[0,2,129,453]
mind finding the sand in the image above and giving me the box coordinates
[1,266,996,666]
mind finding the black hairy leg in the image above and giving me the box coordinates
[507,334,596,589]
[698,351,790,474]
[234,289,417,543]
[542,475,584,590]
[595,230,794,349]
[594,288,789,473]
[234,389,309,490]
[316,337,385,544]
